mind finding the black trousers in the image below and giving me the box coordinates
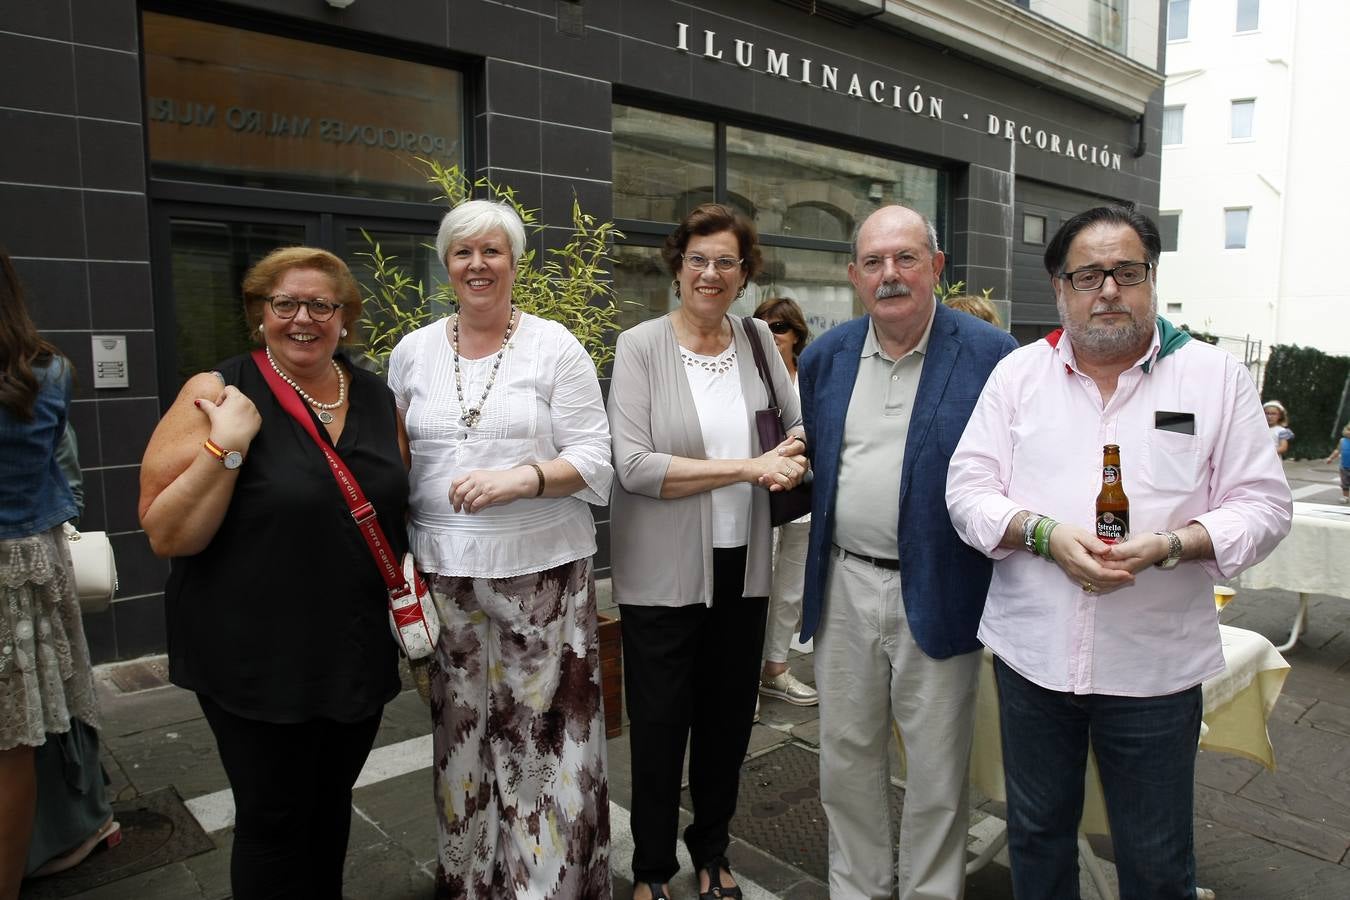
[620,546,769,884]
[199,695,383,900]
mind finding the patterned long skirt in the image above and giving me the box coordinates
[1,526,98,751]
[428,557,611,900]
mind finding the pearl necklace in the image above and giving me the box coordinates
[452,307,515,428]
[265,347,346,424]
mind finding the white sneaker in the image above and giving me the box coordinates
[759,670,819,706]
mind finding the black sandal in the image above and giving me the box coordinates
[636,882,671,900]
[697,856,743,900]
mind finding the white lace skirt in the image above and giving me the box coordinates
[0,525,99,750]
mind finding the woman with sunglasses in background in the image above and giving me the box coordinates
[751,297,818,714]
[138,247,410,900]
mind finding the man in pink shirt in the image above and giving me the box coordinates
[946,206,1291,899]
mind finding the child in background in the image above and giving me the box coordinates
[1326,423,1350,504]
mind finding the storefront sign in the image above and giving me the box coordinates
[674,22,1124,173]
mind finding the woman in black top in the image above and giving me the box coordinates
[138,247,409,900]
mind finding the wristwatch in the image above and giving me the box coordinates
[1153,530,1183,570]
[203,439,244,470]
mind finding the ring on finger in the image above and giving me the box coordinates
[1080,580,1097,593]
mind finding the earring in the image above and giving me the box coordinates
[736,284,746,300]
[672,280,681,299]
[340,328,348,338]
[258,323,265,333]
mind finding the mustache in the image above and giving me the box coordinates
[1091,303,1132,316]
[875,281,912,300]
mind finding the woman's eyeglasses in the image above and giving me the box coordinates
[682,254,743,273]
[268,294,343,322]
[765,321,794,335]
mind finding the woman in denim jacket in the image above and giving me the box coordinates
[0,248,98,900]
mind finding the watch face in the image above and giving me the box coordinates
[222,450,244,470]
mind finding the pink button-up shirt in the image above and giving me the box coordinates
[946,325,1292,697]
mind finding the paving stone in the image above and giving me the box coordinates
[180,832,231,900]
[353,769,439,866]
[372,689,433,749]
[1303,697,1350,737]
[57,863,205,900]
[757,696,820,727]
[1195,747,1263,794]
[1196,783,1349,862]
[1195,816,1350,897]
[746,722,790,756]
[94,681,202,738]
[340,840,434,900]
[101,716,228,800]
[790,718,819,747]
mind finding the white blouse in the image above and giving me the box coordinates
[388,312,612,578]
[681,343,751,548]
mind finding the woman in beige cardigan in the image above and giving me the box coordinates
[606,203,806,900]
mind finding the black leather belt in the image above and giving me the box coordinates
[833,544,899,570]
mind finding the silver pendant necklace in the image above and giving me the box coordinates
[452,308,516,428]
[265,347,346,424]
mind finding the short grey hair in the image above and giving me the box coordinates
[435,200,526,267]
[850,206,940,260]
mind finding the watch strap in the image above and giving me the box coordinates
[1153,530,1183,569]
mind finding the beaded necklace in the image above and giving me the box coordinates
[452,307,516,428]
[264,347,346,424]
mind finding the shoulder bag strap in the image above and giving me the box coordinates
[250,349,413,602]
[741,316,780,410]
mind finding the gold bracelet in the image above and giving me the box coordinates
[529,463,545,497]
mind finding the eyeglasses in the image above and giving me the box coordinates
[1058,262,1152,292]
[682,253,743,273]
[765,321,794,335]
[859,252,924,275]
[268,294,344,321]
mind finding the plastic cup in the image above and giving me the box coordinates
[1214,586,1236,610]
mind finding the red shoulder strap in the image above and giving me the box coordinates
[250,349,411,599]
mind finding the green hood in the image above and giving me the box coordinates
[1142,315,1192,374]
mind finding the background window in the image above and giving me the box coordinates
[1090,0,1127,53]
[612,106,715,223]
[1236,0,1260,32]
[1166,302,1183,313]
[1231,100,1256,139]
[1168,0,1190,40]
[1162,106,1185,146]
[1022,214,1045,245]
[1225,208,1251,249]
[1159,213,1180,252]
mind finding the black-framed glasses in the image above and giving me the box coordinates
[765,321,794,335]
[682,253,743,273]
[1058,262,1153,292]
[268,294,343,321]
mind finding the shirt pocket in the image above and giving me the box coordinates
[1142,428,1202,493]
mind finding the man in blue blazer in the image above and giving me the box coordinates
[797,205,1017,899]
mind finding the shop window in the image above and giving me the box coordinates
[725,125,939,243]
[1224,208,1251,249]
[1168,0,1190,40]
[1159,213,1180,252]
[1236,0,1260,32]
[1162,106,1184,146]
[613,105,716,223]
[142,12,462,202]
[1022,214,1046,245]
[1230,100,1256,140]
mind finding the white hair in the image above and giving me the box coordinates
[435,200,526,267]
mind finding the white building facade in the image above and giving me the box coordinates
[1160,0,1350,359]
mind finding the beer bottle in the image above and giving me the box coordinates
[1095,444,1129,544]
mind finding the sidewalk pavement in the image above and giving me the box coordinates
[21,461,1350,899]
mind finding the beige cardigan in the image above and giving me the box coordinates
[607,314,803,607]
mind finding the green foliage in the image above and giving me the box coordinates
[356,159,624,375]
[1262,344,1350,460]
[1178,324,1220,345]
[936,280,995,302]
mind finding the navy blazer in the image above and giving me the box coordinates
[798,302,1018,659]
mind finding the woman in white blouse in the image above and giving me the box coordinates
[387,200,613,900]
[607,203,807,900]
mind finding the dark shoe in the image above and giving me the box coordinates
[697,856,742,900]
[635,882,671,900]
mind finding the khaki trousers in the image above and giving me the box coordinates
[816,546,980,900]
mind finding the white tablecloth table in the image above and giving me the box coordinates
[1236,502,1350,651]
[960,625,1288,896]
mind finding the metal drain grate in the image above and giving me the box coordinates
[683,742,903,881]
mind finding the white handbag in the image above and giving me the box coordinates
[63,522,118,614]
[387,553,441,661]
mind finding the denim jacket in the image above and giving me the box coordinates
[0,357,77,539]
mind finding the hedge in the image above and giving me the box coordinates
[1261,344,1350,460]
